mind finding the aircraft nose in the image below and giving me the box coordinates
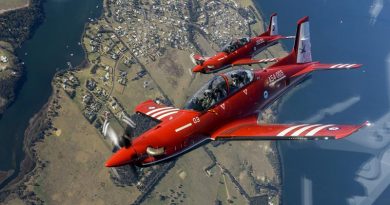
[192,65,204,73]
[105,146,137,167]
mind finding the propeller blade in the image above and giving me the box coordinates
[189,53,197,65]
[122,114,136,128]
[103,120,120,147]
[106,127,120,147]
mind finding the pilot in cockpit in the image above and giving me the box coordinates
[200,89,214,110]
[231,72,245,88]
[214,85,227,101]
[199,86,227,110]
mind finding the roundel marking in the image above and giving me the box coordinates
[263,90,269,99]
[328,127,340,131]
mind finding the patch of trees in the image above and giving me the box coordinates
[0,0,45,46]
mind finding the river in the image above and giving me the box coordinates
[0,0,102,188]
[256,0,390,204]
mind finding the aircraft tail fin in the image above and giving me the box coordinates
[260,13,278,37]
[270,16,312,67]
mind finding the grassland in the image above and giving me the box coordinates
[0,0,29,13]
[14,89,139,205]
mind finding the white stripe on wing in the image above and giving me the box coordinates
[277,124,308,136]
[291,124,321,136]
[305,124,334,136]
[330,64,342,68]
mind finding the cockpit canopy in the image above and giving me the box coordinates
[221,37,250,53]
[184,69,254,112]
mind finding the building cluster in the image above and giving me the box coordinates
[59,72,80,98]
[203,1,257,47]
[107,0,193,63]
[0,55,10,72]
[84,22,128,69]
[0,55,8,63]
[81,92,102,123]
[106,0,257,63]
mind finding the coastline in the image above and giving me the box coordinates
[0,0,101,199]
[0,0,45,191]
[0,0,45,118]
[249,1,285,203]
[1,0,285,204]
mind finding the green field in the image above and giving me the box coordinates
[0,0,29,12]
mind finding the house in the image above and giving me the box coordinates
[0,56,8,63]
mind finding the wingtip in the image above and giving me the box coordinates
[363,121,372,127]
[335,121,371,139]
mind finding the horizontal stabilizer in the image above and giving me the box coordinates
[284,35,296,39]
[231,58,278,66]
[292,63,362,77]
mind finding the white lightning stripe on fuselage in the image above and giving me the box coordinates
[145,107,173,115]
[157,111,178,120]
[291,124,321,136]
[151,108,179,117]
[305,124,334,136]
[175,123,193,132]
[277,124,308,136]
[346,64,356,68]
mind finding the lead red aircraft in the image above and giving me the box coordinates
[103,16,369,167]
[191,13,294,73]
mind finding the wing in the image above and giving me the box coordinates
[135,100,180,122]
[211,115,369,140]
[292,63,362,77]
[231,58,278,66]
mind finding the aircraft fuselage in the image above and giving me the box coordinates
[132,63,310,166]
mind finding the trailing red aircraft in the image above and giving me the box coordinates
[103,16,368,167]
[191,13,294,73]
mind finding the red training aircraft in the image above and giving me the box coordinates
[191,13,294,73]
[103,16,369,167]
